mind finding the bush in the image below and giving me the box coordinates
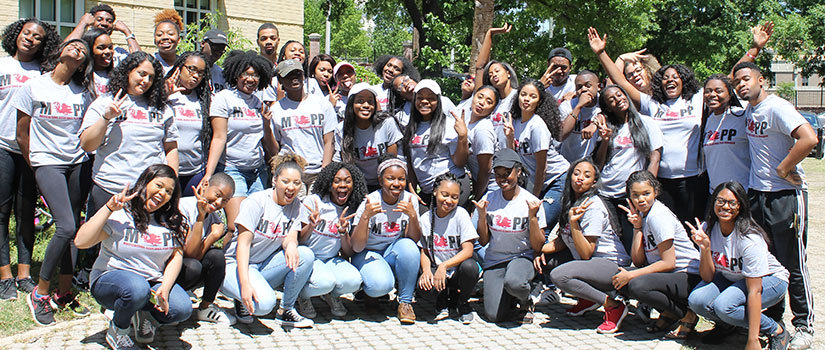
[353,64,382,85]
[177,11,253,66]
[776,82,796,103]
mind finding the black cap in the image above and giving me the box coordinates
[203,29,228,45]
[548,47,572,63]
[492,148,522,169]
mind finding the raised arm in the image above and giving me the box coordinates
[729,22,774,79]
[473,24,512,91]
[587,27,642,108]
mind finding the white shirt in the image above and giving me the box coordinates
[558,196,630,266]
[209,88,265,170]
[746,94,808,191]
[708,223,789,282]
[545,75,577,103]
[512,115,569,188]
[225,189,302,264]
[271,94,338,175]
[466,116,498,192]
[703,108,750,191]
[0,56,42,152]
[419,207,478,277]
[558,98,601,162]
[598,116,664,198]
[298,194,347,260]
[353,190,420,252]
[472,187,547,268]
[407,115,466,193]
[490,89,517,149]
[640,90,704,178]
[178,196,223,241]
[169,92,206,175]
[641,201,700,273]
[333,118,403,186]
[153,52,175,75]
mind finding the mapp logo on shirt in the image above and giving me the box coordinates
[254,217,293,239]
[312,219,341,238]
[0,73,31,87]
[175,106,204,120]
[515,138,533,155]
[228,107,258,119]
[35,101,84,117]
[369,219,408,237]
[712,250,744,272]
[360,142,391,159]
[746,119,768,137]
[122,228,175,248]
[705,129,737,143]
[422,234,460,250]
[411,134,430,148]
[487,214,529,231]
[114,107,164,123]
[280,113,324,128]
[653,106,696,120]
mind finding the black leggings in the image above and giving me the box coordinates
[433,258,480,308]
[176,248,226,303]
[602,195,635,255]
[657,173,709,226]
[35,163,92,282]
[621,271,702,319]
[0,149,36,267]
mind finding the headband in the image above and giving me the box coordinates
[377,158,407,176]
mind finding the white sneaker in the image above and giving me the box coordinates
[298,298,316,318]
[196,304,237,325]
[789,327,814,350]
[320,293,347,317]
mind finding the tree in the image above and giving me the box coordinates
[177,11,252,66]
[303,0,371,60]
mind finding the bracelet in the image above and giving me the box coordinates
[125,33,136,41]
[105,204,115,212]
[746,52,757,59]
[568,112,578,121]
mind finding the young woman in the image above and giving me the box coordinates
[351,156,422,324]
[177,173,235,325]
[456,75,475,111]
[465,85,500,200]
[700,74,749,191]
[0,18,59,300]
[687,182,789,349]
[152,10,183,74]
[613,49,661,95]
[593,84,663,252]
[418,174,479,324]
[536,159,631,333]
[14,39,94,325]
[258,40,308,103]
[330,61,355,117]
[75,164,191,350]
[206,50,274,233]
[473,25,517,149]
[81,28,116,97]
[389,75,457,130]
[278,40,307,70]
[333,83,402,191]
[372,55,418,111]
[616,171,702,338]
[307,53,336,98]
[80,51,179,216]
[473,148,546,323]
[166,52,213,196]
[402,79,471,207]
[505,79,569,233]
[296,162,366,318]
[220,153,315,328]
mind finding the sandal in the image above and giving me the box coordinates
[665,320,698,339]
[646,316,677,333]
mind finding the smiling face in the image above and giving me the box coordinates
[16,22,46,60]
[733,68,764,101]
[314,61,333,86]
[144,176,176,212]
[352,90,376,122]
[330,168,353,206]
[548,56,571,86]
[257,28,280,56]
[661,67,683,99]
[392,75,415,101]
[92,11,115,33]
[92,34,114,70]
[713,188,740,225]
[380,166,407,200]
[127,60,156,96]
[703,79,731,113]
[570,162,597,195]
[629,181,657,214]
[434,180,460,217]
[518,84,541,115]
[494,166,520,193]
[236,66,260,95]
[382,58,403,84]
[414,88,439,118]
[487,63,510,89]
[203,183,233,213]
[154,22,180,55]
[283,42,305,63]
[603,86,630,114]
[61,41,88,66]
[471,88,496,118]
[274,167,302,205]
[624,61,649,92]
[179,55,207,91]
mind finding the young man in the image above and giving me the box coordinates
[540,47,577,103]
[201,29,228,93]
[257,23,281,102]
[734,61,817,350]
[558,70,601,162]
[65,4,139,57]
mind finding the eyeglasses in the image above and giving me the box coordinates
[241,72,260,80]
[183,65,205,77]
[714,198,740,209]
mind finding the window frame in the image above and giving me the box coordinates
[174,0,217,30]
[18,0,84,38]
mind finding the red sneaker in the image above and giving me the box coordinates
[596,302,628,334]
[566,298,600,316]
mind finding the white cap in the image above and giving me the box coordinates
[413,79,441,95]
[333,61,355,77]
[348,82,375,98]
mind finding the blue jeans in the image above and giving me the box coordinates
[300,256,362,298]
[688,273,788,335]
[91,269,192,329]
[221,164,268,197]
[351,238,420,304]
[221,246,314,315]
[541,174,566,235]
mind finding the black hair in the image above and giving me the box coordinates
[88,4,115,18]
[624,170,661,200]
[127,164,186,245]
[311,162,368,217]
[270,152,307,182]
[424,172,461,258]
[277,40,308,76]
[510,79,563,141]
[209,172,235,195]
[221,50,273,91]
[80,28,112,71]
[373,55,419,84]
[41,39,94,95]
[698,74,745,166]
[732,61,762,77]
[403,84,446,158]
[2,18,60,62]
[108,51,167,109]
[471,85,502,118]
[559,158,618,233]
[481,60,519,90]
[705,181,771,246]
[387,74,413,117]
[598,84,652,161]
[167,51,213,161]
[341,89,393,163]
[576,69,599,81]
[650,64,700,104]
[257,23,279,37]
[308,53,336,93]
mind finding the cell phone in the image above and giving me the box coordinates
[149,289,159,306]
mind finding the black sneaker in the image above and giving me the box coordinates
[0,278,17,300]
[131,310,156,343]
[72,267,91,291]
[274,308,314,328]
[51,291,90,316]
[27,291,55,326]
[106,320,138,350]
[520,301,535,324]
[16,277,36,293]
[769,321,791,350]
[457,303,474,324]
[234,300,253,324]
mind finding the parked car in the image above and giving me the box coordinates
[818,111,825,129]
[800,111,824,159]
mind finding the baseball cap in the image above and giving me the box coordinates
[413,79,441,95]
[203,29,228,45]
[492,148,522,169]
[549,47,572,63]
[333,61,355,77]
[348,82,375,98]
[275,59,304,78]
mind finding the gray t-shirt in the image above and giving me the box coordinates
[169,92,206,176]
[0,56,41,152]
[153,52,175,75]
[225,189,302,264]
[178,196,223,241]
[408,116,466,193]
[641,201,700,273]
[640,91,704,179]
[271,94,338,175]
[11,74,90,167]
[707,223,789,283]
[210,64,226,94]
[91,209,180,284]
[92,70,110,97]
[558,196,630,266]
[558,98,601,162]
[393,97,457,129]
[466,116,498,192]
[81,94,178,194]
[333,118,403,186]
[490,89,517,150]
[371,83,390,111]
[210,88,265,170]
[746,94,808,191]
[512,115,569,188]
[298,194,347,260]
[472,187,547,269]
[598,116,664,198]
[545,75,577,103]
[419,207,478,277]
[703,108,750,191]
[353,190,420,252]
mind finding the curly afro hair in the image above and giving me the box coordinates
[154,9,183,33]
[2,18,60,62]
[650,64,700,103]
[373,55,419,84]
[88,4,115,18]
[509,79,562,141]
[221,50,274,91]
[107,51,168,110]
[311,162,368,217]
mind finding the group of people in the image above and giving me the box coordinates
[0,6,815,350]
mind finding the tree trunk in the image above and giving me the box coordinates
[470,0,494,73]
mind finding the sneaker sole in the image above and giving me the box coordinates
[274,319,314,328]
[597,306,629,334]
[566,303,602,317]
[236,317,254,324]
[399,318,415,325]
[27,294,54,326]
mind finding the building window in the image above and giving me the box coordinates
[801,76,809,87]
[175,0,215,28]
[19,0,83,38]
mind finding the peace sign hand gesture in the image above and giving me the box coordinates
[539,64,562,87]
[104,89,128,120]
[752,21,774,50]
[302,198,322,230]
[337,206,357,236]
[594,114,612,142]
[105,183,138,212]
[587,27,607,55]
[192,179,210,219]
[165,68,186,95]
[617,198,642,229]
[451,109,468,139]
[685,217,710,251]
[502,113,515,148]
[327,82,341,106]
[568,199,592,224]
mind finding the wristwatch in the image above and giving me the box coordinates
[125,33,136,41]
